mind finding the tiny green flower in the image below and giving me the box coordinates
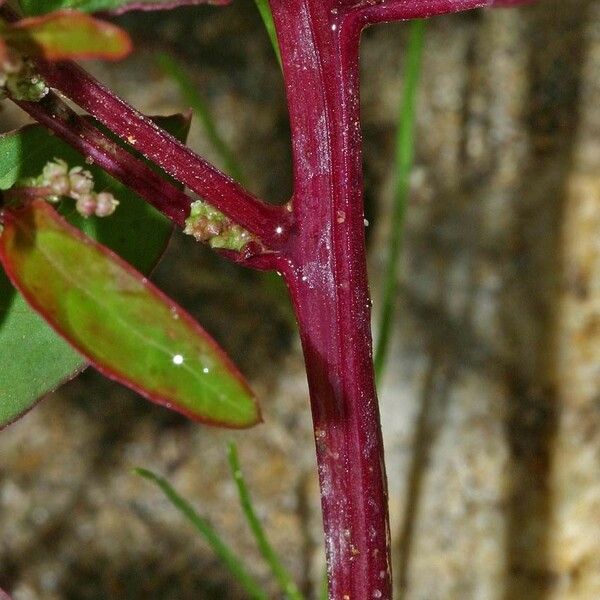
[184,200,253,252]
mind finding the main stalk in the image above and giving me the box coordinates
[271,3,392,598]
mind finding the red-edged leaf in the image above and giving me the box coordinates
[107,0,231,14]
[19,0,231,17]
[0,114,187,427]
[0,588,12,600]
[3,11,132,61]
[0,200,261,428]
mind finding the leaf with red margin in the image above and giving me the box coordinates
[0,201,261,428]
[19,0,231,17]
[0,114,187,428]
[0,588,12,600]
[108,0,231,14]
[2,11,132,61]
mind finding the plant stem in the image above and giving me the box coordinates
[135,468,269,600]
[227,442,304,600]
[1,3,532,599]
[374,19,426,382]
[344,0,519,24]
[271,2,391,597]
[157,52,248,185]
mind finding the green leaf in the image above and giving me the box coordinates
[0,116,184,427]
[2,11,132,61]
[0,269,82,426]
[19,0,231,17]
[0,201,260,428]
[20,0,117,14]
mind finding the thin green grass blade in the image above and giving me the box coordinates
[253,0,282,69]
[374,19,426,382]
[227,442,304,600]
[320,571,328,600]
[156,52,247,185]
[135,468,268,600]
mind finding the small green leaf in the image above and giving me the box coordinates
[3,11,132,61]
[20,0,118,15]
[19,0,231,17]
[0,201,260,428]
[0,116,184,427]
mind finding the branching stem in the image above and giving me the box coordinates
[342,0,521,25]
[1,1,532,599]
[271,2,392,597]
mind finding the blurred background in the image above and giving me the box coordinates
[1,0,600,598]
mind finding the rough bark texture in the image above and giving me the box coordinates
[1,1,599,598]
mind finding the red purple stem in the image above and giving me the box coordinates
[343,0,526,25]
[104,0,232,16]
[270,2,392,597]
[269,1,529,597]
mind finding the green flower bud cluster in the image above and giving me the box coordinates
[184,199,252,251]
[0,46,48,102]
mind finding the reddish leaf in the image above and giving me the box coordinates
[0,200,261,428]
[107,0,232,14]
[18,0,231,16]
[3,11,132,61]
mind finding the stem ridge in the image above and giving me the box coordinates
[271,2,392,597]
